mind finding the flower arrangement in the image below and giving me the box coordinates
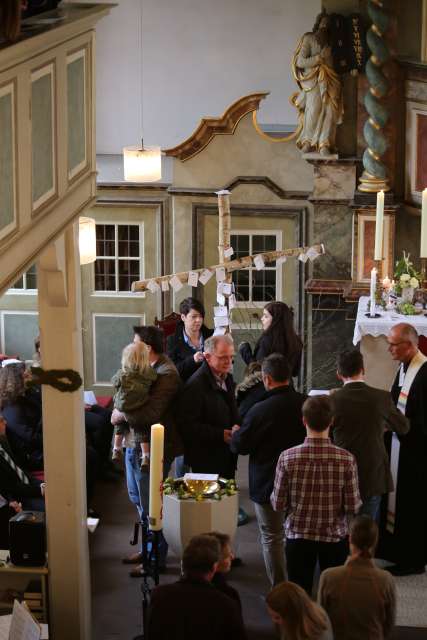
[163,477,237,502]
[393,252,421,295]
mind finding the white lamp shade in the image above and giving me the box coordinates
[79,217,97,265]
[123,145,162,182]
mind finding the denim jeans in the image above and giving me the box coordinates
[359,495,381,522]
[125,447,170,564]
[174,455,190,479]
[253,502,286,586]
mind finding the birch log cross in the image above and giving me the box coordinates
[131,243,325,292]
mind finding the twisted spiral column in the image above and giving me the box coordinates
[359,0,391,192]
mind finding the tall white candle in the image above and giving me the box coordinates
[149,423,165,531]
[421,188,427,258]
[374,190,384,261]
[370,268,377,317]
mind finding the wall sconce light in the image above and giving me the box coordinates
[79,217,96,265]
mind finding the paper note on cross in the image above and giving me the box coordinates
[187,271,199,287]
[199,269,213,285]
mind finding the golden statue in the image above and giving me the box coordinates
[291,11,343,156]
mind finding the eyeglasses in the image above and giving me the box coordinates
[387,340,409,347]
[212,354,235,362]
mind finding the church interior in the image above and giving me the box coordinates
[0,0,427,638]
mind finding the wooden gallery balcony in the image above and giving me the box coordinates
[0,3,112,295]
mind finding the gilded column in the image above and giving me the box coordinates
[359,0,391,193]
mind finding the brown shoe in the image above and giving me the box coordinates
[122,552,142,565]
[129,564,143,578]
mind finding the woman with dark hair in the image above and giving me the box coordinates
[0,362,43,470]
[167,297,213,383]
[239,301,303,376]
[318,515,396,640]
[266,581,333,640]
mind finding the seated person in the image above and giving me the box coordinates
[0,361,99,507]
[33,334,114,479]
[318,515,396,640]
[266,581,333,639]
[0,414,45,512]
[0,361,43,470]
[147,534,246,640]
[206,531,242,613]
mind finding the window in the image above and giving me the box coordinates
[94,224,142,293]
[10,265,37,291]
[231,232,280,304]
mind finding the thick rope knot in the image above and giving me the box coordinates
[29,366,83,392]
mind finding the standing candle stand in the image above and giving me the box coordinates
[133,423,165,640]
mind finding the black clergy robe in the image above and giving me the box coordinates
[378,360,427,568]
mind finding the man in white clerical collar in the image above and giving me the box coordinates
[384,322,427,576]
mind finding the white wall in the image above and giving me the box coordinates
[90,0,321,153]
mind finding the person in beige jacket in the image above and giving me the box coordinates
[318,515,396,640]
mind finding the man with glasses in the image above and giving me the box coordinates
[177,335,240,480]
[381,323,427,576]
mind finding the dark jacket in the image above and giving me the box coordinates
[211,572,242,615]
[2,389,43,470]
[330,381,410,500]
[0,437,42,502]
[231,386,306,503]
[148,577,247,640]
[177,361,239,479]
[167,322,213,382]
[124,354,182,463]
[239,332,302,377]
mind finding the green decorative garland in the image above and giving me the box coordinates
[163,477,237,502]
[29,366,83,392]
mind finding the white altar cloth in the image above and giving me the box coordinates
[353,296,427,345]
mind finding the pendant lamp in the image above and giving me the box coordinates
[123,138,161,182]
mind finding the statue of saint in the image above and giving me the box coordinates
[291,12,343,156]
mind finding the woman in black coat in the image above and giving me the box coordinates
[239,301,303,377]
[167,298,213,382]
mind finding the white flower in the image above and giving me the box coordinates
[410,277,419,289]
[400,273,411,283]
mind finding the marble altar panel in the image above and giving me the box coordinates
[312,204,352,280]
[312,164,356,200]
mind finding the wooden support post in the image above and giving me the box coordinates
[37,224,91,640]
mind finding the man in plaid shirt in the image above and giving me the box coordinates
[271,395,361,594]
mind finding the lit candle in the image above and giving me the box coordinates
[149,423,165,531]
[374,190,384,261]
[421,188,427,258]
[382,276,391,290]
[370,268,377,317]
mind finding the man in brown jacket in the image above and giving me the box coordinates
[330,350,409,520]
[319,515,396,640]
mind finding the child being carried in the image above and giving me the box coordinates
[111,341,157,470]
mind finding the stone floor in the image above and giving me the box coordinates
[91,458,427,639]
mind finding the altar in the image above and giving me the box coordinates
[353,296,427,390]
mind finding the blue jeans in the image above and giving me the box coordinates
[174,455,190,479]
[359,495,381,522]
[125,447,170,564]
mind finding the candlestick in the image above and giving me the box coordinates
[374,190,384,261]
[421,188,427,258]
[149,423,165,532]
[370,267,377,317]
